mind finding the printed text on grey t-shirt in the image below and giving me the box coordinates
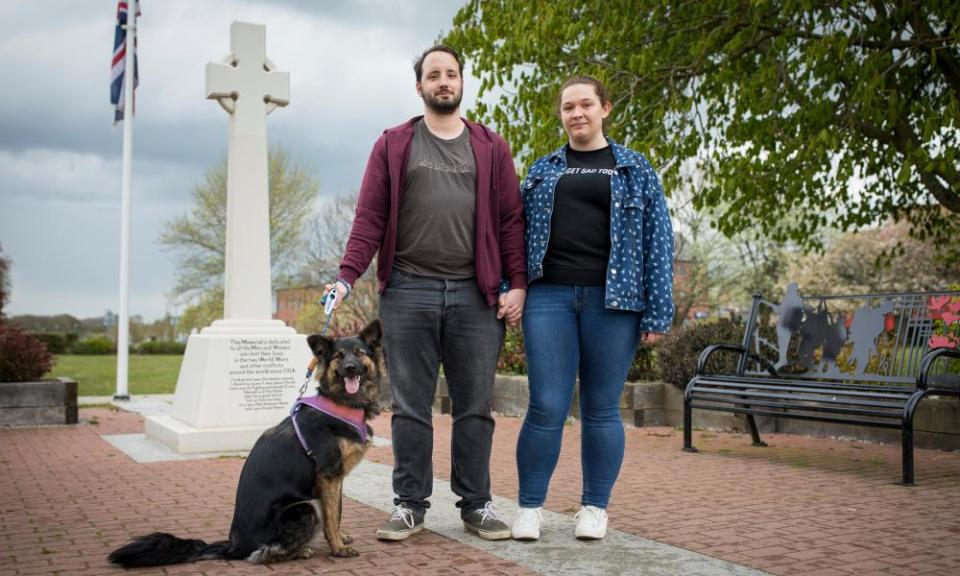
[395,121,477,279]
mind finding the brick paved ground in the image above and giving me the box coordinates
[2,406,960,575]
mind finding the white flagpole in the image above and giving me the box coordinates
[114,0,137,401]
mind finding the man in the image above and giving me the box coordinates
[324,45,527,541]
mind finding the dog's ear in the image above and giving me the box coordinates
[307,333,334,358]
[359,319,383,348]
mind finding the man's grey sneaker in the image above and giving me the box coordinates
[376,504,424,541]
[462,501,512,540]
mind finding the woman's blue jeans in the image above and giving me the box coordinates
[517,283,641,509]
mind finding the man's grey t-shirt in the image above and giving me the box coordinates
[395,119,477,279]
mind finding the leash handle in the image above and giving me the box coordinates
[322,285,338,315]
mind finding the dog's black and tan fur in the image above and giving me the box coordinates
[108,319,383,567]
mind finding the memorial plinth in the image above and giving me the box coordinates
[145,22,309,453]
[145,321,311,453]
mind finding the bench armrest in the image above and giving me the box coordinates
[918,347,960,390]
[697,343,779,377]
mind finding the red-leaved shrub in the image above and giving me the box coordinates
[0,324,54,382]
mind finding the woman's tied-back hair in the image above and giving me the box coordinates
[557,75,611,112]
[413,45,464,82]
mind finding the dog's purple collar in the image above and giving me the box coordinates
[291,395,368,458]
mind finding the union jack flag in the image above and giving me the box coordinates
[111,1,140,124]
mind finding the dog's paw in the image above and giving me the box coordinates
[294,547,317,559]
[331,546,359,558]
[340,532,353,545]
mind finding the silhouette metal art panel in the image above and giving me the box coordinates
[751,284,960,384]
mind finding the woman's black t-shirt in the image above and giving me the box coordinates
[539,145,615,286]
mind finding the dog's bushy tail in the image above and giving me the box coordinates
[107,532,237,567]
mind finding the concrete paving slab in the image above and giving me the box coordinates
[344,460,770,576]
[100,433,248,463]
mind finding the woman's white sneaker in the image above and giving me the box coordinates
[574,505,607,540]
[511,507,543,540]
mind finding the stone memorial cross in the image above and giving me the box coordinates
[144,22,309,454]
[205,21,289,320]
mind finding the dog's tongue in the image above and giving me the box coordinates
[345,375,360,395]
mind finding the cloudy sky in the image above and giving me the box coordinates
[0,0,475,322]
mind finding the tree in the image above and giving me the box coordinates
[0,244,9,321]
[446,1,960,252]
[7,314,82,335]
[159,147,320,307]
[671,169,791,319]
[293,193,381,337]
[785,220,957,294]
[178,288,224,335]
[295,194,360,287]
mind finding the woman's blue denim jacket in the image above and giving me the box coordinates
[520,138,675,333]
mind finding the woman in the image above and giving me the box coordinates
[512,76,674,541]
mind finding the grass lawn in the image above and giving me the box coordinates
[46,355,182,397]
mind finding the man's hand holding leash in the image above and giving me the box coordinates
[322,279,352,313]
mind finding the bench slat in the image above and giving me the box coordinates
[687,403,904,429]
[689,395,903,419]
[691,381,912,402]
[699,375,915,396]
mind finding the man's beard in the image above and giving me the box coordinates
[423,89,462,114]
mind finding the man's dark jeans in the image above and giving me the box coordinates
[380,268,504,515]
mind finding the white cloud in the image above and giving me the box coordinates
[0,149,117,204]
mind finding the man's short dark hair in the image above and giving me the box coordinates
[413,45,464,82]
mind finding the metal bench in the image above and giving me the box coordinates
[683,285,960,485]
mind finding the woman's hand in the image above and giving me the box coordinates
[641,332,665,344]
[497,288,527,327]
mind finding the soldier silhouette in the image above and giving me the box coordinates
[848,301,895,376]
[798,300,847,374]
[771,283,806,370]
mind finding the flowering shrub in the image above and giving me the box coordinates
[927,294,960,350]
[0,324,54,382]
[498,326,527,375]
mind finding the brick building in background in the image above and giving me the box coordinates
[274,286,325,327]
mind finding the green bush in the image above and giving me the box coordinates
[0,324,54,382]
[657,318,746,387]
[73,335,116,355]
[627,342,659,381]
[137,340,186,355]
[32,333,78,354]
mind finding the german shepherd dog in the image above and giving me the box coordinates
[108,319,383,567]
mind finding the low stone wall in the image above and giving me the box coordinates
[0,378,78,426]
[434,376,960,451]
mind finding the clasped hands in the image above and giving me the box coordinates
[497,288,526,327]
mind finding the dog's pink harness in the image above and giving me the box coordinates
[290,396,368,459]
